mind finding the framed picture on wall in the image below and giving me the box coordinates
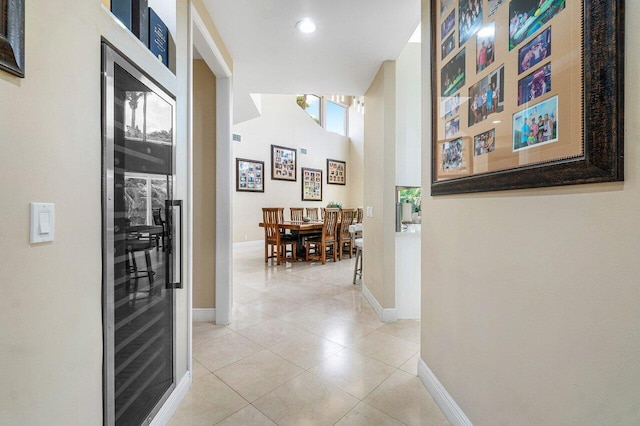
[326,159,346,185]
[271,144,297,181]
[301,167,322,201]
[0,0,25,78]
[236,158,264,192]
[430,0,623,195]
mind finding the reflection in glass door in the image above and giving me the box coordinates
[124,173,169,226]
[102,43,180,426]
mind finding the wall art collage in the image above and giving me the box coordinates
[431,0,623,194]
[237,145,346,199]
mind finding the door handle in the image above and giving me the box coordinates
[165,200,183,289]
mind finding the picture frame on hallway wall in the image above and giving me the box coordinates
[0,0,25,78]
[301,167,323,201]
[236,158,265,192]
[430,0,624,195]
[271,144,297,182]
[326,159,346,185]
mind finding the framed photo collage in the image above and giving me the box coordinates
[431,0,624,195]
[236,145,347,201]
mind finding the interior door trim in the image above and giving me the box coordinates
[101,40,178,426]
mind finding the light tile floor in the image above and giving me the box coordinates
[169,245,449,426]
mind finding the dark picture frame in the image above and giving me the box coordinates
[301,167,323,201]
[430,0,624,195]
[236,158,265,193]
[327,158,346,185]
[0,0,25,78]
[271,144,297,182]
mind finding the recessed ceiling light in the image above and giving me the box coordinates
[296,18,316,34]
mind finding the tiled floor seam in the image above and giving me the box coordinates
[304,362,400,402]
[213,357,307,403]
[248,402,282,426]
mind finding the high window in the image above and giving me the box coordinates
[297,94,321,124]
[297,94,349,136]
[325,100,347,136]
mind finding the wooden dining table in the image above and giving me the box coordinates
[258,220,324,258]
[258,220,323,231]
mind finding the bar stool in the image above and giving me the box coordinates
[126,239,155,283]
[352,238,363,284]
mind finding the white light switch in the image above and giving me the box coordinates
[30,203,55,243]
[39,212,51,234]
[366,206,374,217]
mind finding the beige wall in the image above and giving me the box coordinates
[0,2,103,423]
[193,60,216,309]
[396,42,422,187]
[363,62,397,308]
[420,0,640,424]
[232,95,355,243]
[0,0,232,423]
[348,105,365,206]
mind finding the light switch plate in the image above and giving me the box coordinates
[30,203,55,244]
[366,206,374,217]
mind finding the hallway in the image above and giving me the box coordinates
[169,244,448,425]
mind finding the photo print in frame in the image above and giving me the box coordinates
[271,144,297,181]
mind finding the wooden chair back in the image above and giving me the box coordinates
[306,207,319,221]
[323,208,340,241]
[356,207,363,223]
[262,207,284,241]
[339,209,357,239]
[290,207,304,221]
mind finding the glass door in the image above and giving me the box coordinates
[102,43,180,426]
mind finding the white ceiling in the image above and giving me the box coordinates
[202,0,421,96]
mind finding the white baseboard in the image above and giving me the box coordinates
[233,240,263,248]
[361,282,397,323]
[193,308,216,322]
[150,371,191,426]
[417,357,473,426]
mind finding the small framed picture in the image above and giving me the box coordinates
[441,33,455,60]
[459,0,483,47]
[437,137,472,178]
[326,159,346,185]
[236,158,265,192]
[517,63,552,106]
[271,144,297,181]
[476,22,495,73]
[445,117,460,138]
[473,128,496,156]
[441,48,466,97]
[518,27,552,74]
[441,9,455,40]
[302,168,323,201]
[512,95,558,152]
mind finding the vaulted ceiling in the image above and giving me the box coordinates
[202,0,420,97]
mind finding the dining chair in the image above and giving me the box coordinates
[356,207,364,223]
[338,208,357,259]
[306,207,319,221]
[290,207,304,221]
[305,208,340,264]
[152,208,166,250]
[263,207,297,265]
